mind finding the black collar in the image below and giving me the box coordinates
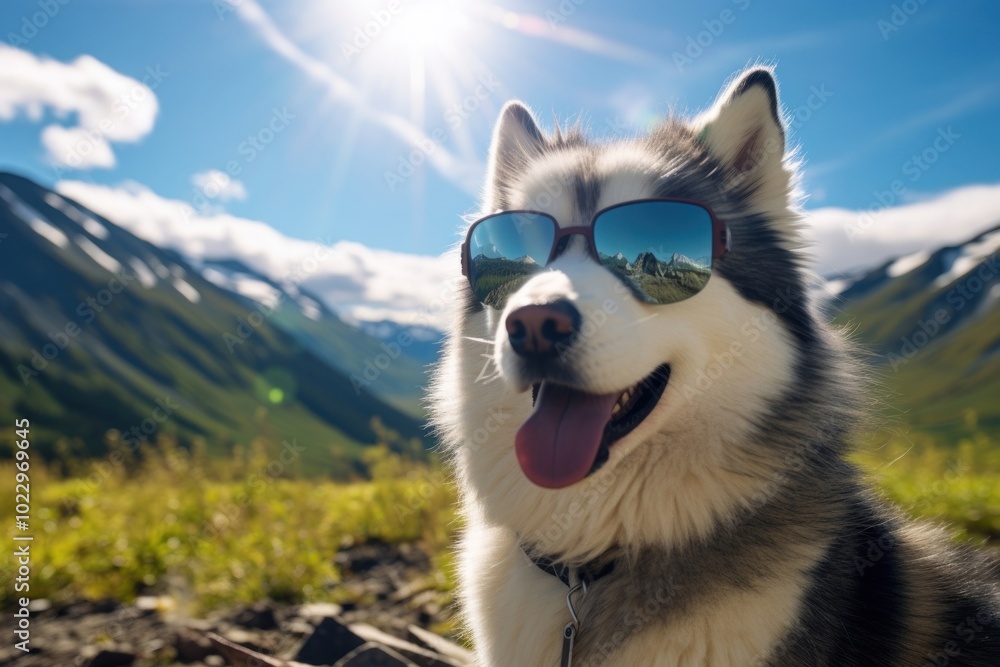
[522,546,616,588]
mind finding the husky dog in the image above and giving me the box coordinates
[429,69,1000,666]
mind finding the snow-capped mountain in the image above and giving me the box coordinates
[0,171,428,465]
[826,223,1000,438]
[666,252,709,271]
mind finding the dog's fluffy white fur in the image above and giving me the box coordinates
[429,68,1000,666]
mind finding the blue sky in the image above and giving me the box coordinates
[2,0,1000,323]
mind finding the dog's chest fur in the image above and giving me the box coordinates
[463,526,824,667]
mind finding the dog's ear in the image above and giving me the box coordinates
[694,68,786,180]
[484,101,545,208]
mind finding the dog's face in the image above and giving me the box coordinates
[435,69,820,560]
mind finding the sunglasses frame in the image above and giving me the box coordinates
[461,198,732,293]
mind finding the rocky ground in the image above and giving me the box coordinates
[2,541,469,667]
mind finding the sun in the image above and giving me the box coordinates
[388,0,472,58]
[346,0,486,125]
[298,0,497,195]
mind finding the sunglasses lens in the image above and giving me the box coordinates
[468,212,555,308]
[594,201,714,304]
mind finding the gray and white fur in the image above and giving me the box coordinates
[429,68,1000,666]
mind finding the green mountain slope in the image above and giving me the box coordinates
[0,172,427,475]
[832,225,1000,439]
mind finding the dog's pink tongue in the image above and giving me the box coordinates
[515,382,618,489]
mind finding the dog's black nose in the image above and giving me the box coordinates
[505,300,580,358]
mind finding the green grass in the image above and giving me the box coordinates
[854,430,1000,541]
[0,439,457,613]
[3,430,997,616]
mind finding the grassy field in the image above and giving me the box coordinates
[854,429,1000,541]
[0,439,457,613]
[2,430,997,614]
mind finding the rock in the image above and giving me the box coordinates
[406,590,437,610]
[349,623,460,667]
[298,602,343,622]
[419,600,441,616]
[27,598,51,613]
[332,643,416,667]
[335,545,382,574]
[335,540,433,577]
[416,602,442,628]
[85,649,136,667]
[405,626,472,666]
[176,627,215,663]
[231,602,279,630]
[287,620,318,636]
[183,617,218,633]
[12,539,460,667]
[58,598,119,617]
[92,599,120,614]
[221,628,270,654]
[293,617,366,665]
[395,543,430,568]
[390,577,433,603]
[208,632,304,667]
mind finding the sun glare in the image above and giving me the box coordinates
[299,0,499,197]
[389,0,471,57]
[341,0,489,129]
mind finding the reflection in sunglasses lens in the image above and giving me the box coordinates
[467,203,715,308]
[594,202,712,304]
[468,213,553,308]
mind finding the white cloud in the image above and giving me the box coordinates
[50,175,1000,328]
[804,182,1000,278]
[40,125,116,168]
[55,179,456,329]
[191,170,248,202]
[0,45,159,170]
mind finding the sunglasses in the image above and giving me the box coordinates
[461,198,731,309]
